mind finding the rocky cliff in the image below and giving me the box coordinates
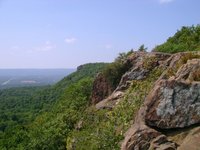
[91,72,114,104]
[92,51,200,150]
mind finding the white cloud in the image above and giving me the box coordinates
[34,41,56,52]
[159,0,174,4]
[11,46,20,50]
[105,44,113,49]
[9,46,22,55]
[64,37,77,44]
[45,41,51,45]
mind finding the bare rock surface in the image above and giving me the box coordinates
[121,52,200,150]
[145,59,200,129]
[95,52,171,109]
[121,107,177,150]
[178,127,200,150]
[175,59,200,82]
[95,91,124,110]
[116,52,171,91]
[91,73,114,104]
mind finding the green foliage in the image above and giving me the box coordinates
[0,63,107,150]
[103,50,133,89]
[155,25,200,53]
[66,68,163,149]
[102,62,126,89]
[55,63,108,95]
[59,63,107,84]
[179,52,200,65]
[0,58,163,150]
[67,69,162,150]
[138,44,147,52]
[0,86,47,130]
[142,55,158,70]
[115,49,134,62]
[26,77,94,150]
[0,86,65,150]
[2,24,200,149]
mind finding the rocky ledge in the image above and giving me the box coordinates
[121,52,200,150]
[93,52,171,109]
[92,51,200,150]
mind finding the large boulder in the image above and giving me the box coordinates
[122,53,200,150]
[121,107,177,150]
[145,59,200,129]
[145,79,200,129]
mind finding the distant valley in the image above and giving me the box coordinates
[0,69,75,89]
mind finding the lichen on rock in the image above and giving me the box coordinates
[121,52,200,150]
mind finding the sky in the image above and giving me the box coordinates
[0,0,199,68]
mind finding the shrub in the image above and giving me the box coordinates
[154,25,200,53]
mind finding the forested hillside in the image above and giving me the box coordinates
[0,63,107,150]
[154,25,200,53]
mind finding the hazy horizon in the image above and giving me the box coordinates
[0,68,75,89]
[0,68,75,74]
[0,68,76,69]
[0,0,199,68]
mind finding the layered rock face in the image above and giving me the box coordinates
[116,52,171,91]
[91,51,200,149]
[122,52,200,150]
[91,73,114,104]
[94,52,171,109]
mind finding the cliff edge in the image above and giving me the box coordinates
[92,51,200,150]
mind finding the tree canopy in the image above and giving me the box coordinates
[154,25,200,53]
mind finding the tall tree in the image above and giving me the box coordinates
[138,44,147,52]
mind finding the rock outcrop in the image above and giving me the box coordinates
[121,52,200,150]
[116,52,171,91]
[145,59,200,129]
[88,51,200,149]
[122,107,177,150]
[145,79,200,129]
[95,91,124,110]
[94,52,171,109]
[91,73,114,104]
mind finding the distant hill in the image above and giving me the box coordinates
[0,69,75,89]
